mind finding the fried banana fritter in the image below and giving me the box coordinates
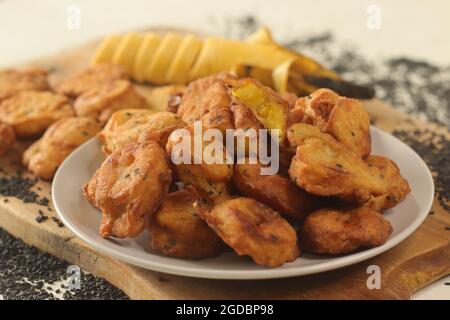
[176,72,236,124]
[292,88,371,158]
[230,102,263,132]
[148,185,224,259]
[288,123,386,203]
[301,207,392,255]
[197,197,299,267]
[98,109,155,153]
[23,117,101,180]
[0,122,15,156]
[83,141,172,238]
[0,69,49,101]
[200,106,234,135]
[142,85,186,112]
[166,118,234,202]
[233,161,316,220]
[228,78,288,143]
[99,109,185,153]
[55,63,129,97]
[74,80,147,124]
[364,155,411,210]
[0,91,74,138]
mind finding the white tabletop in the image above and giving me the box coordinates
[0,0,448,300]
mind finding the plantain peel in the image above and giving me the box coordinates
[229,78,287,143]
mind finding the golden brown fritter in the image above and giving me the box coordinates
[99,110,185,154]
[201,106,234,135]
[83,141,172,238]
[0,91,74,138]
[226,103,264,158]
[230,102,263,132]
[143,85,186,112]
[55,63,129,97]
[0,69,49,101]
[148,185,224,259]
[74,80,147,124]
[166,117,234,202]
[0,122,15,156]
[280,92,298,109]
[197,197,299,267]
[98,109,155,153]
[292,89,371,158]
[288,123,386,203]
[364,155,411,210]
[301,206,392,255]
[233,161,316,220]
[176,72,236,124]
[23,117,101,180]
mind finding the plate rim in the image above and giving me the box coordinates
[52,126,435,280]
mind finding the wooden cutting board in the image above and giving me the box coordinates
[0,32,449,300]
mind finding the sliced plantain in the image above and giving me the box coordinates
[145,33,182,85]
[189,37,296,81]
[165,34,203,84]
[133,33,162,82]
[112,32,144,73]
[91,34,122,65]
[229,78,288,143]
[232,64,274,87]
[272,59,295,93]
[246,26,275,45]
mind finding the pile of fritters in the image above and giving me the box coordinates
[0,64,150,179]
[0,64,410,268]
[83,73,410,267]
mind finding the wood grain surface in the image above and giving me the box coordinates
[0,33,449,300]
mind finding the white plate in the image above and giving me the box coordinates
[52,127,434,280]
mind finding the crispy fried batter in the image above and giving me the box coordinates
[148,185,224,259]
[288,123,386,203]
[230,102,263,132]
[83,141,172,238]
[233,161,316,220]
[0,69,49,101]
[55,63,129,97]
[23,117,101,180]
[0,122,15,156]
[166,121,233,202]
[0,91,74,138]
[74,80,147,124]
[176,72,236,124]
[99,110,185,154]
[364,155,411,210]
[292,89,371,158]
[280,92,298,109]
[201,106,234,135]
[301,206,392,255]
[197,197,299,267]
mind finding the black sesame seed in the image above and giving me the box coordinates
[393,129,449,212]
[0,227,128,299]
[35,215,48,223]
